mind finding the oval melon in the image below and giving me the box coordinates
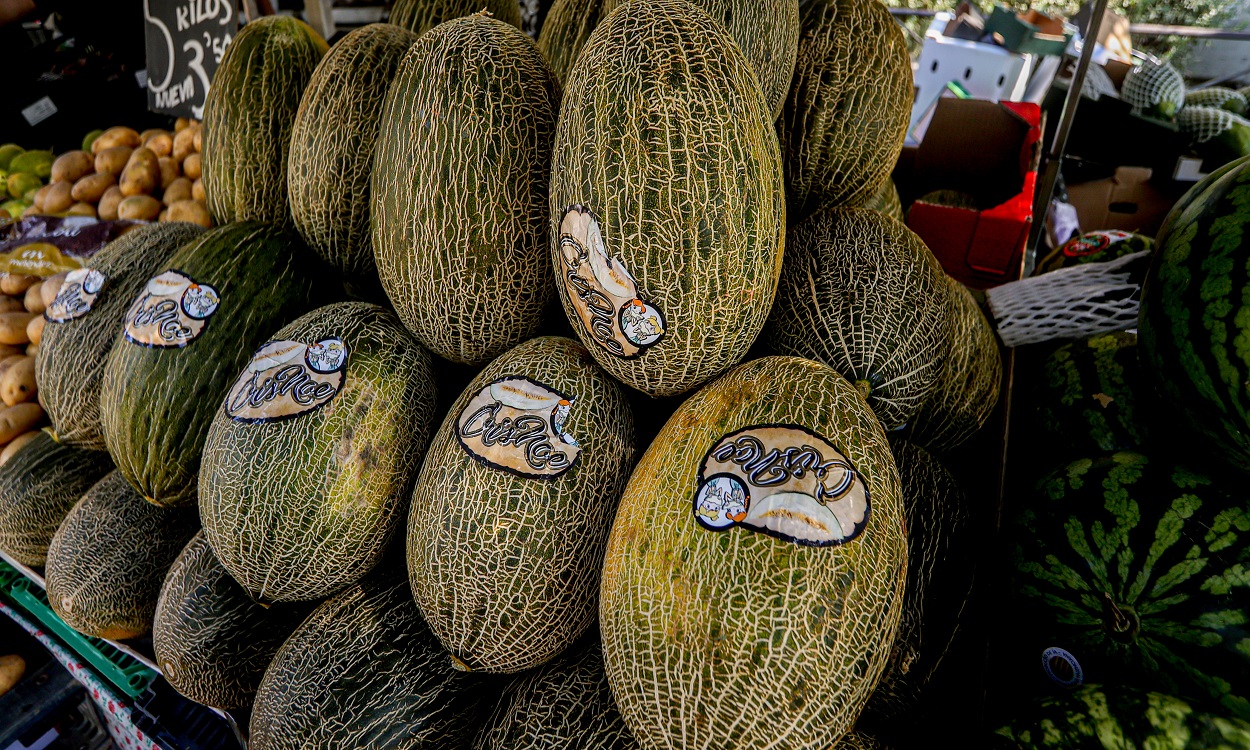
[154,532,313,710]
[100,222,329,507]
[37,222,206,450]
[766,208,952,430]
[250,571,492,749]
[0,431,113,566]
[408,336,634,673]
[389,0,522,34]
[202,16,328,226]
[374,14,560,365]
[473,639,638,750]
[779,0,912,220]
[200,301,437,603]
[551,0,785,397]
[600,356,906,748]
[861,177,903,223]
[45,471,199,640]
[288,24,418,287]
[536,0,610,87]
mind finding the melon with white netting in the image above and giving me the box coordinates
[1121,59,1185,119]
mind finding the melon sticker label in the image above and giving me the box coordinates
[456,376,581,480]
[123,270,220,348]
[45,267,106,323]
[558,205,666,359]
[224,337,349,423]
[1062,229,1135,258]
[692,424,870,547]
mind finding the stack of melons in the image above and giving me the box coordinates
[29,120,211,228]
[0,272,60,464]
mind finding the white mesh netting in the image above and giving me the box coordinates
[1122,59,1185,116]
[986,251,1151,347]
[1178,105,1249,143]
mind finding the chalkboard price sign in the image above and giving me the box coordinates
[143,0,237,119]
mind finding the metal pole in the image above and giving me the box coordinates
[1025,0,1109,273]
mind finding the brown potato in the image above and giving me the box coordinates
[158,209,168,222]
[65,202,97,218]
[117,195,162,221]
[25,315,42,346]
[50,150,93,184]
[182,152,202,180]
[174,117,191,132]
[23,344,36,357]
[0,355,24,380]
[91,126,141,154]
[42,181,74,214]
[166,200,213,228]
[32,184,51,212]
[0,432,37,464]
[162,177,193,205]
[0,276,37,296]
[71,171,115,203]
[0,312,34,343]
[172,125,198,162]
[40,272,66,309]
[0,297,21,315]
[191,179,205,203]
[20,205,37,219]
[95,146,133,176]
[193,128,202,153]
[0,653,25,696]
[145,131,174,158]
[120,147,160,197]
[1,356,36,406]
[158,157,180,188]
[23,283,43,314]
[0,403,44,444]
[98,186,124,221]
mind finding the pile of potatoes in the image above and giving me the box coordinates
[29,119,211,228]
[0,272,65,466]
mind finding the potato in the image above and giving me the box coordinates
[20,205,37,218]
[0,432,36,464]
[158,209,169,222]
[72,171,115,203]
[173,125,198,162]
[175,117,191,132]
[0,276,37,296]
[166,200,213,228]
[0,312,34,343]
[1,356,36,406]
[23,283,43,314]
[24,344,36,357]
[191,179,205,203]
[182,152,202,180]
[32,184,51,212]
[65,202,98,219]
[50,150,93,184]
[0,654,25,696]
[193,128,202,153]
[42,181,73,214]
[120,147,160,197]
[117,195,162,221]
[40,272,67,309]
[158,157,180,188]
[0,297,23,315]
[162,177,193,205]
[145,131,174,158]
[0,403,44,444]
[0,355,24,380]
[25,314,43,346]
[95,146,133,176]
[98,186,124,221]
[91,126,141,154]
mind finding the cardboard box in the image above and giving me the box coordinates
[910,35,1032,140]
[1066,167,1177,236]
[899,98,1042,290]
[984,5,1074,57]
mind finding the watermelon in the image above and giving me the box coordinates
[600,356,906,747]
[408,336,634,673]
[250,570,492,748]
[45,471,199,640]
[100,222,329,507]
[200,302,437,603]
[1122,59,1185,120]
[201,16,328,226]
[0,431,113,566]
[288,24,419,288]
[779,0,912,219]
[766,208,952,430]
[1185,86,1249,116]
[550,0,785,397]
[373,13,560,366]
[536,0,610,86]
[389,0,522,35]
[154,532,313,710]
[37,222,206,451]
[1012,452,1250,719]
[1138,156,1250,472]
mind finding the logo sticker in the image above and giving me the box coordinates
[692,424,870,547]
[456,376,581,480]
[1041,647,1083,688]
[1062,230,1135,258]
[123,270,219,348]
[558,205,665,359]
[46,267,106,323]
[225,337,349,423]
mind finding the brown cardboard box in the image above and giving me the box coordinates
[1066,167,1177,236]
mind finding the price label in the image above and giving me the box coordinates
[142,0,236,118]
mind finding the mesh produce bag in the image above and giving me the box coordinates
[1121,59,1185,119]
[986,251,1150,347]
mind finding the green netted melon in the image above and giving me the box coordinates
[473,639,638,750]
[250,571,492,749]
[100,222,329,507]
[44,471,199,640]
[374,14,560,366]
[37,222,206,451]
[153,532,313,710]
[201,301,437,603]
[766,208,952,430]
[202,16,328,226]
[0,431,113,566]
[1185,86,1249,115]
[835,734,889,750]
[779,0,912,220]
[536,0,610,86]
[288,24,419,287]
[599,0,799,119]
[600,356,906,748]
[1177,105,1250,164]
[408,336,634,673]
[906,275,1001,450]
[860,177,903,222]
[389,0,522,34]
[1122,59,1185,120]
[551,0,784,397]
[861,438,974,725]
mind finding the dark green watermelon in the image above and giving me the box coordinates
[1012,452,1250,719]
